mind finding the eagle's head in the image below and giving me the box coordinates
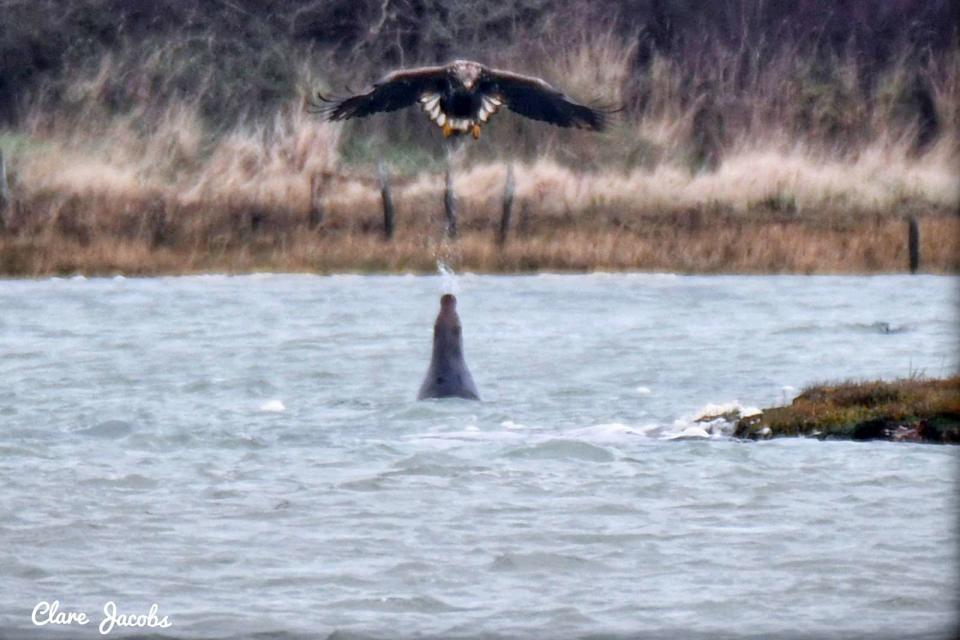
[449,60,483,90]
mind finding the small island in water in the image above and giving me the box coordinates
[734,376,960,444]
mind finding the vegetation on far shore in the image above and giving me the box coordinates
[734,376,960,444]
[0,1,958,275]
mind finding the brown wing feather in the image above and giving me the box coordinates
[483,68,609,131]
[315,66,447,121]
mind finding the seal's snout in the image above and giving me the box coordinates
[440,293,457,310]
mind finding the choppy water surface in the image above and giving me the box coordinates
[1,273,958,639]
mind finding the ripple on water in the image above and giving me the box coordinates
[502,439,616,462]
[0,444,52,459]
[382,452,490,478]
[489,551,611,574]
[337,477,388,492]
[5,559,52,580]
[321,595,466,614]
[79,473,158,490]
[75,419,133,438]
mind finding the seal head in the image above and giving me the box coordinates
[417,294,480,400]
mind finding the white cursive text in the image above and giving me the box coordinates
[31,600,172,635]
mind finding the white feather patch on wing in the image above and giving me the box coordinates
[478,96,502,123]
[436,113,447,126]
[419,94,441,118]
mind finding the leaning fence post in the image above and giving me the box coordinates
[378,162,395,240]
[908,216,919,274]
[308,173,324,230]
[443,160,458,239]
[497,165,515,247]
[0,149,9,229]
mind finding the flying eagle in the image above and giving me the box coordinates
[315,60,610,139]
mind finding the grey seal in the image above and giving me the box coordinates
[417,294,480,400]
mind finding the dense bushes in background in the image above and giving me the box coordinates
[1,0,956,152]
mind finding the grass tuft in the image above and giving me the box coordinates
[735,376,960,443]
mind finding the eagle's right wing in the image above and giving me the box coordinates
[314,66,447,120]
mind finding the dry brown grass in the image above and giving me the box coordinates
[2,215,957,276]
[2,115,957,277]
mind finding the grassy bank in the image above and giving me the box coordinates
[1,124,958,275]
[734,377,960,444]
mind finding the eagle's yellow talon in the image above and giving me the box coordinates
[442,122,453,138]
[471,123,481,140]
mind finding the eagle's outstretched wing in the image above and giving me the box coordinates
[314,66,447,120]
[483,68,611,131]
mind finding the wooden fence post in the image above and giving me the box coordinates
[908,216,919,274]
[497,164,515,247]
[378,162,395,240]
[443,161,457,239]
[0,149,9,229]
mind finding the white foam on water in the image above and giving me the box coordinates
[663,400,762,439]
[565,422,659,441]
[407,429,527,447]
[694,400,761,419]
[779,385,798,404]
[663,426,712,440]
[636,386,652,395]
[258,399,286,413]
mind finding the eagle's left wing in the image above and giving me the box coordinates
[482,68,610,131]
[315,66,447,120]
